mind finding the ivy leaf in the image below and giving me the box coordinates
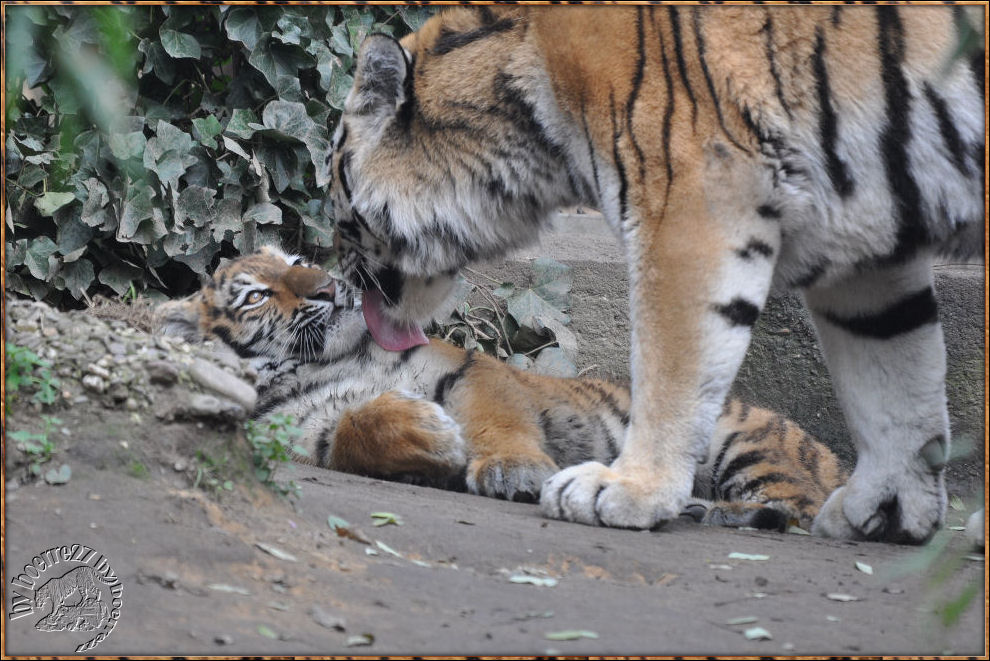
[80,178,110,228]
[108,131,147,160]
[248,36,313,90]
[224,8,262,50]
[55,214,96,257]
[244,202,282,225]
[507,288,570,330]
[225,108,259,140]
[34,192,77,217]
[191,116,222,149]
[24,236,59,280]
[97,261,142,296]
[531,257,572,310]
[222,135,251,161]
[58,258,95,299]
[160,29,201,59]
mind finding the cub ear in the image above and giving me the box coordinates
[154,297,204,344]
[348,34,410,117]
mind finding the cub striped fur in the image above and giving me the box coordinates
[328,6,983,543]
[156,247,846,531]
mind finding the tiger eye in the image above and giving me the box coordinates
[246,291,265,305]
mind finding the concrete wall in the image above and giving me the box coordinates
[472,212,986,498]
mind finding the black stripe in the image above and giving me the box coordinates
[736,239,774,260]
[668,6,698,125]
[713,298,760,327]
[812,27,855,198]
[314,427,332,467]
[658,17,676,215]
[716,449,765,494]
[598,417,621,462]
[756,204,781,220]
[431,18,516,55]
[626,7,647,182]
[791,262,827,289]
[710,431,739,494]
[923,83,971,177]
[876,6,928,262]
[762,16,792,120]
[580,382,631,427]
[831,5,843,27]
[692,8,749,154]
[609,91,631,228]
[211,326,255,358]
[433,352,475,406]
[824,286,938,339]
[738,472,798,498]
[579,97,602,201]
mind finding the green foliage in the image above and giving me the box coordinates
[431,259,579,374]
[4,343,61,407]
[244,413,307,498]
[193,448,235,496]
[4,5,435,307]
[9,415,62,477]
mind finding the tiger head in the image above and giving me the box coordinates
[328,7,583,351]
[155,246,362,363]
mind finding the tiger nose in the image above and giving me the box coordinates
[286,266,335,300]
[310,279,336,302]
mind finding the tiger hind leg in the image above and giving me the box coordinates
[329,390,468,486]
[805,255,949,544]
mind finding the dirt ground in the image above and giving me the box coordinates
[3,399,985,657]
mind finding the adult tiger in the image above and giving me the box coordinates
[327,6,984,543]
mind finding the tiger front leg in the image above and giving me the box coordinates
[329,391,468,485]
[806,257,949,544]
[541,151,781,528]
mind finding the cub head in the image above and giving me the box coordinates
[328,6,580,351]
[155,246,360,362]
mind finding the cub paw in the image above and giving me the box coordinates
[539,461,692,529]
[811,465,945,544]
[332,391,467,479]
[467,453,559,503]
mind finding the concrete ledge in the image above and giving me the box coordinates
[472,212,986,498]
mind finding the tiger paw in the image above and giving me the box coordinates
[467,453,559,503]
[539,461,691,529]
[332,391,468,479]
[811,466,946,544]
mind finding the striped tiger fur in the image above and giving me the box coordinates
[155,246,846,531]
[326,6,984,543]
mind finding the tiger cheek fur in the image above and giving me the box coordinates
[328,5,982,543]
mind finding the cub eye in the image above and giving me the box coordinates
[245,291,267,305]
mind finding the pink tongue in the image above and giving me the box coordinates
[362,288,429,351]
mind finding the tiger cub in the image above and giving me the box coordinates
[156,246,846,531]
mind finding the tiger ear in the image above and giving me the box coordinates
[154,296,204,343]
[349,34,409,117]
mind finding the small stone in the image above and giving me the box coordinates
[86,364,112,380]
[73,395,90,405]
[42,327,57,338]
[310,605,346,631]
[108,342,127,356]
[146,360,180,386]
[189,358,257,412]
[81,375,107,393]
[173,460,187,472]
[125,398,139,411]
[214,634,233,646]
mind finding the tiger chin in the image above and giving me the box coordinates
[328,6,984,544]
[156,247,846,532]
